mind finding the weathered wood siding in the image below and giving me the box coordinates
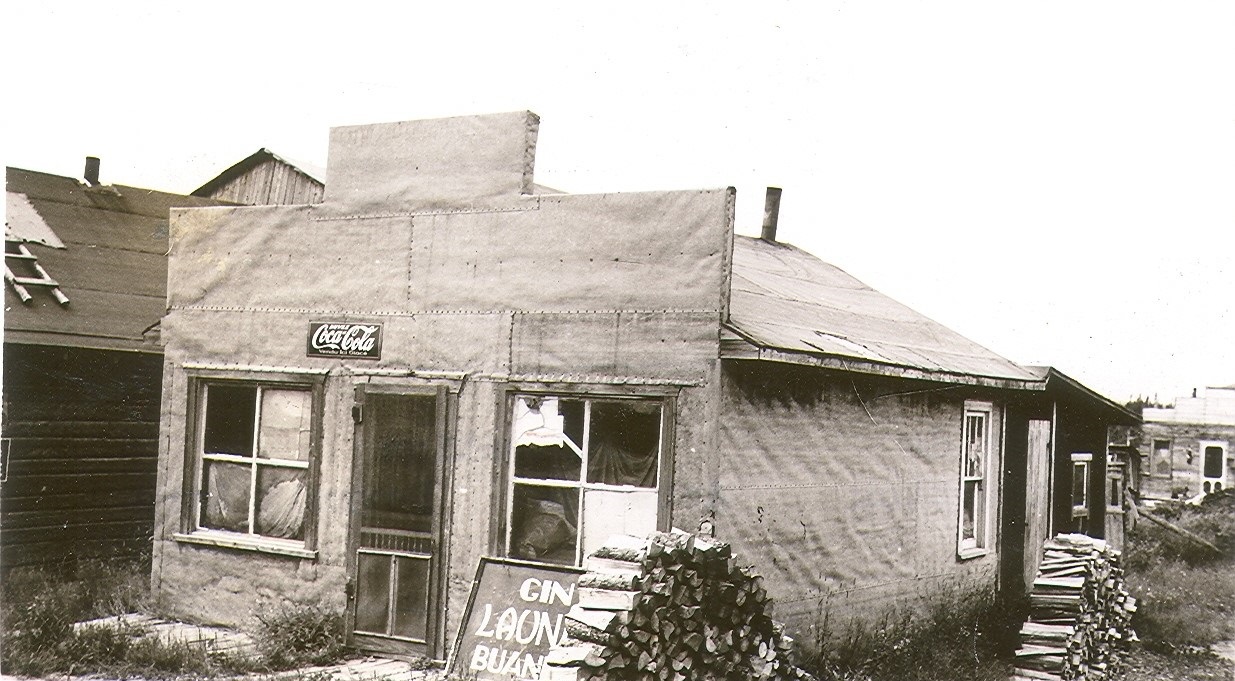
[201,159,323,206]
[1,343,162,573]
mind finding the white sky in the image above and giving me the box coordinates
[3,1,1232,403]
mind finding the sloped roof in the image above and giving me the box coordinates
[724,235,1041,389]
[1024,366,1140,424]
[5,167,225,352]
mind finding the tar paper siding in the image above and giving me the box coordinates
[715,361,1003,636]
[151,112,735,639]
[1,343,162,573]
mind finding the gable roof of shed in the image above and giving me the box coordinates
[192,148,327,198]
[5,166,225,352]
[724,235,1041,389]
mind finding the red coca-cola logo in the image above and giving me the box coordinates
[307,322,382,359]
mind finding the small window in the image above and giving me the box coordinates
[185,377,319,552]
[958,401,994,557]
[1071,453,1092,518]
[505,394,664,566]
[1152,439,1172,478]
[1107,471,1123,511]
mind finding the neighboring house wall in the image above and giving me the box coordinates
[1,344,162,573]
[716,362,1003,635]
[1140,388,1235,499]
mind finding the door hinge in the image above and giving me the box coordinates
[352,405,363,424]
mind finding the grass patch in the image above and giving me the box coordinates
[1123,489,1235,653]
[801,585,1020,681]
[1,560,350,677]
[253,603,348,670]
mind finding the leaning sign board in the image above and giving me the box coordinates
[448,557,584,681]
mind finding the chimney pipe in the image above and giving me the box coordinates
[84,156,101,186]
[761,186,782,242]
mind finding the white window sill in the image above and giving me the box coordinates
[174,531,317,560]
[956,546,989,561]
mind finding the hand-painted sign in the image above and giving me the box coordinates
[306,322,382,359]
[448,557,583,681]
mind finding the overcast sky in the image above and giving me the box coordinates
[4,1,1232,403]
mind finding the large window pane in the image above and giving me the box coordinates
[510,484,579,565]
[514,444,581,481]
[961,480,979,541]
[587,401,661,487]
[964,414,985,478]
[258,389,311,461]
[202,460,251,532]
[203,385,256,456]
[256,467,307,540]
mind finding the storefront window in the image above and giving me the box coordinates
[506,394,663,566]
[186,377,319,551]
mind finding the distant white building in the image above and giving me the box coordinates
[1140,385,1235,499]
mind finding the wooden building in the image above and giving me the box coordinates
[1139,386,1235,500]
[999,367,1139,591]
[192,148,325,206]
[149,112,1129,659]
[2,164,222,574]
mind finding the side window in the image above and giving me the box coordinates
[505,394,664,566]
[1071,452,1092,518]
[958,401,993,556]
[187,378,318,549]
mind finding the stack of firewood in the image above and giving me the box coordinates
[543,530,814,681]
[1011,534,1137,681]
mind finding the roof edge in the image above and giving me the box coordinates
[1026,365,1141,424]
[722,325,1044,391]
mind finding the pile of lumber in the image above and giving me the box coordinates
[1012,534,1137,681]
[543,530,814,681]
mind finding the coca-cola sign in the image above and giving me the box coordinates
[307,322,382,359]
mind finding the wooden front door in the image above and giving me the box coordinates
[349,387,447,658]
[1022,419,1052,590]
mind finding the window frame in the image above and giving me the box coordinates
[957,400,994,559]
[497,385,675,567]
[1071,452,1093,519]
[176,368,326,559]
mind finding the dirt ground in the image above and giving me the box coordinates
[1122,647,1234,681]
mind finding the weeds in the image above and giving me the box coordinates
[1,560,349,677]
[801,585,1019,681]
[1123,490,1235,653]
[253,602,348,670]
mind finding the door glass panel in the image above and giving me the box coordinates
[362,394,437,533]
[392,555,431,641]
[355,553,391,634]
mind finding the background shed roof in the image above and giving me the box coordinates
[5,167,224,352]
